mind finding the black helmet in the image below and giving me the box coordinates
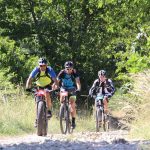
[64,61,73,68]
[38,58,47,65]
[98,70,106,76]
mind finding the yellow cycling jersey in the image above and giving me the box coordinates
[36,71,52,87]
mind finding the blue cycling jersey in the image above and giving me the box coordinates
[57,69,79,90]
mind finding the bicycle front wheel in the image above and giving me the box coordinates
[60,104,70,134]
[96,108,102,132]
[37,101,48,136]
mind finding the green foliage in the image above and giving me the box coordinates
[0,70,14,89]
[116,51,150,74]
[0,36,40,83]
[0,0,149,89]
[0,0,150,138]
[126,53,149,73]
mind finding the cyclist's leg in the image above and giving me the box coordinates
[44,85,52,117]
[69,95,76,128]
[45,91,52,109]
[43,85,52,109]
[59,90,66,118]
[103,96,109,114]
[69,97,76,117]
[60,92,64,103]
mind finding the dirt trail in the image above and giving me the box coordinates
[0,131,150,150]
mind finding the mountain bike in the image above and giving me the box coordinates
[95,94,109,132]
[32,88,57,136]
[59,91,73,134]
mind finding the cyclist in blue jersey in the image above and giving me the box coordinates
[26,58,59,118]
[54,61,81,129]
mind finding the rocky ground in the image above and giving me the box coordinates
[0,130,150,150]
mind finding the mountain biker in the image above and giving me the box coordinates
[53,61,81,129]
[26,58,59,118]
[89,70,115,114]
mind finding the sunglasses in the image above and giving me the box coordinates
[40,65,46,67]
[66,68,73,71]
[99,75,105,77]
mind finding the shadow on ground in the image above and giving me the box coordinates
[109,115,130,131]
[0,137,139,150]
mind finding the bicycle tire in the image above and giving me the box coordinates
[37,101,47,136]
[96,108,101,132]
[60,104,68,134]
[42,105,48,136]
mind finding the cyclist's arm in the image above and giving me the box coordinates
[89,79,98,96]
[26,67,39,89]
[73,69,81,91]
[47,67,59,88]
[52,78,60,90]
[52,77,59,89]
[75,77,81,91]
[26,76,32,89]
[52,69,64,89]
[107,79,115,95]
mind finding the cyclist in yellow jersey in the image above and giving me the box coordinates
[26,58,59,118]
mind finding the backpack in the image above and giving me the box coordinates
[58,69,77,87]
[35,67,51,81]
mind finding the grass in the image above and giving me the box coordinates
[0,94,35,136]
[48,114,96,134]
[0,87,97,136]
[128,104,150,140]
[105,70,150,140]
[1,70,150,140]
[124,71,150,140]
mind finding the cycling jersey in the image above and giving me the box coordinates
[89,78,115,97]
[57,69,79,90]
[29,66,56,87]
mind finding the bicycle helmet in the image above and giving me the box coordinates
[38,58,47,65]
[98,70,106,76]
[64,61,74,68]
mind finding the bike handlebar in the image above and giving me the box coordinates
[44,88,60,93]
[26,87,60,94]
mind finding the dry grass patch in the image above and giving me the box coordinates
[128,70,150,140]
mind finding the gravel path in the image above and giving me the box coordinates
[0,131,150,150]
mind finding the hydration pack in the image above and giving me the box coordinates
[35,67,51,81]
